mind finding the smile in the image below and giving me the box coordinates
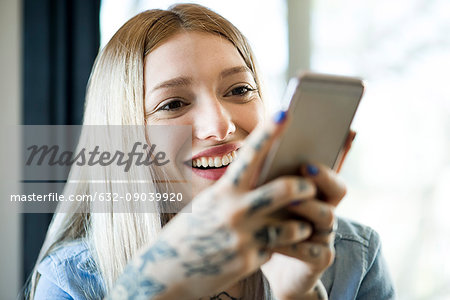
[192,150,237,168]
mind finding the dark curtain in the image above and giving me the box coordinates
[22,0,100,286]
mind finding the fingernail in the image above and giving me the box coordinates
[290,199,303,206]
[273,110,287,124]
[307,164,319,176]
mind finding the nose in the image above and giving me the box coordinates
[193,95,236,141]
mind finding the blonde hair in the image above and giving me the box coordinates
[28,3,269,299]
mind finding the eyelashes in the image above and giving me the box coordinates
[225,85,258,97]
[158,100,188,112]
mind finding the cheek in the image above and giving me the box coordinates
[233,100,265,134]
[145,115,193,161]
[145,125,191,175]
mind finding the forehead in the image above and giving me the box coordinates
[144,31,247,85]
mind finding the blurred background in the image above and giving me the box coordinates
[1,0,449,299]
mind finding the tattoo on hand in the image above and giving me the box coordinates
[247,196,272,216]
[107,264,166,299]
[139,240,178,272]
[252,132,270,151]
[258,247,267,257]
[275,226,282,236]
[254,225,281,246]
[183,250,237,276]
[309,245,321,258]
[107,240,177,299]
[184,227,232,256]
[299,222,307,232]
[254,226,270,245]
[319,206,328,218]
[233,162,248,186]
[182,214,237,277]
[299,179,309,192]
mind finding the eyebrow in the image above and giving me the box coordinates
[220,66,252,78]
[151,77,193,92]
[150,66,252,93]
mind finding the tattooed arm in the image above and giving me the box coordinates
[106,111,328,299]
[105,241,175,299]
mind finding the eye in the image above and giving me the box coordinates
[226,85,257,97]
[158,100,188,111]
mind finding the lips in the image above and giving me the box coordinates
[190,166,229,180]
[190,143,240,161]
[185,143,241,181]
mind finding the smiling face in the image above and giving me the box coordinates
[144,31,264,196]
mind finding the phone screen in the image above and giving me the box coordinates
[258,74,364,184]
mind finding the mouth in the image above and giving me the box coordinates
[191,150,237,169]
[185,149,238,181]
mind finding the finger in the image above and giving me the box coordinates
[253,220,313,249]
[336,130,356,173]
[274,242,335,272]
[287,199,335,234]
[310,281,328,300]
[224,110,289,189]
[243,177,316,217]
[308,228,336,246]
[300,163,347,207]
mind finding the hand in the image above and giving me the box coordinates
[107,111,317,299]
[262,163,347,300]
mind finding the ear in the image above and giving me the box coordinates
[336,130,356,173]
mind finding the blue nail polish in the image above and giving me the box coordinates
[273,110,287,124]
[307,164,319,176]
[290,200,303,206]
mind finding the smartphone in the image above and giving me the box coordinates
[257,72,365,185]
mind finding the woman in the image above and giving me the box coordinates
[29,4,395,300]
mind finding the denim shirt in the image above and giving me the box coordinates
[35,217,396,299]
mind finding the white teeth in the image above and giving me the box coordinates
[214,157,222,168]
[201,157,208,168]
[222,155,229,166]
[192,150,237,168]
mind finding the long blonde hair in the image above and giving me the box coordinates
[28,3,269,299]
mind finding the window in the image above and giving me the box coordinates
[312,0,450,298]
